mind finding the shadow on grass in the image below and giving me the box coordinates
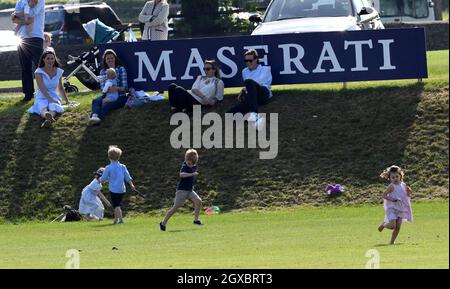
[6,113,54,218]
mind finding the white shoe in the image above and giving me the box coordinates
[247,112,259,122]
[152,91,164,97]
[89,116,101,125]
[255,116,265,131]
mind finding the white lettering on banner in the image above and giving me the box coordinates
[217,47,238,78]
[378,39,396,70]
[132,38,400,83]
[313,41,345,73]
[243,45,269,66]
[134,51,176,82]
[344,40,373,71]
[181,48,204,80]
[278,44,310,75]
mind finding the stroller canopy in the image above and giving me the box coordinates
[82,19,120,45]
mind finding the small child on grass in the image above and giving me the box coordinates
[377,165,413,245]
[100,145,135,224]
[160,149,203,231]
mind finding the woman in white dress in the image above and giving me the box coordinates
[27,50,69,128]
[79,168,111,221]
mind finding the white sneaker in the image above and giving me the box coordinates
[89,116,101,125]
[247,112,259,122]
[152,91,164,97]
[255,116,265,131]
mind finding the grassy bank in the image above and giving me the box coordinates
[0,50,448,220]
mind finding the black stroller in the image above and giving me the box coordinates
[63,19,131,93]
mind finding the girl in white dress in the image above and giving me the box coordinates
[27,50,69,128]
[79,168,111,221]
[378,165,414,245]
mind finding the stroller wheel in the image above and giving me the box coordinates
[65,85,79,94]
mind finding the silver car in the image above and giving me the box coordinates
[250,0,384,35]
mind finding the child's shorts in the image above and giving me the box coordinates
[174,190,201,207]
[110,192,124,208]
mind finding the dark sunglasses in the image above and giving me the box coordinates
[203,67,214,71]
[244,58,255,63]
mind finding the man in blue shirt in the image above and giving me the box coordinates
[11,0,45,102]
[227,49,273,128]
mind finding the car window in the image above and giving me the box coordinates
[45,10,64,31]
[379,0,429,18]
[264,0,353,22]
[97,7,122,26]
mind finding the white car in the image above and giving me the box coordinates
[0,30,21,53]
[250,0,384,35]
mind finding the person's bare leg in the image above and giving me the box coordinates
[116,207,123,223]
[162,206,180,226]
[192,198,202,222]
[384,220,396,230]
[378,222,385,232]
[390,218,403,245]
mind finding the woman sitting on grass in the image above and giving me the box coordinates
[27,50,69,128]
[89,49,128,125]
[168,59,224,114]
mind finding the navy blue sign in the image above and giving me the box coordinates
[101,28,427,91]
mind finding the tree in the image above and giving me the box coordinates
[178,0,221,37]
[176,0,256,37]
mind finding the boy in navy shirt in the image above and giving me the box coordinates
[160,149,203,231]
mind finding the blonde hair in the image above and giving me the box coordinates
[108,145,122,161]
[106,68,116,80]
[44,32,52,41]
[380,165,404,181]
[185,149,198,165]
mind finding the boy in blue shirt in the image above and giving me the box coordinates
[160,149,203,231]
[100,145,135,224]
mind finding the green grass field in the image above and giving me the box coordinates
[0,201,447,269]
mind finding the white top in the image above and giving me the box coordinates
[27,67,65,115]
[242,65,273,97]
[103,79,119,101]
[81,179,102,199]
[79,178,105,218]
[190,76,225,105]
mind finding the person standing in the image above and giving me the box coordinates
[138,0,169,97]
[138,0,170,41]
[12,0,45,102]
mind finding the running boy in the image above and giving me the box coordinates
[160,149,203,231]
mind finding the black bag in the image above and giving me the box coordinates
[64,206,82,222]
